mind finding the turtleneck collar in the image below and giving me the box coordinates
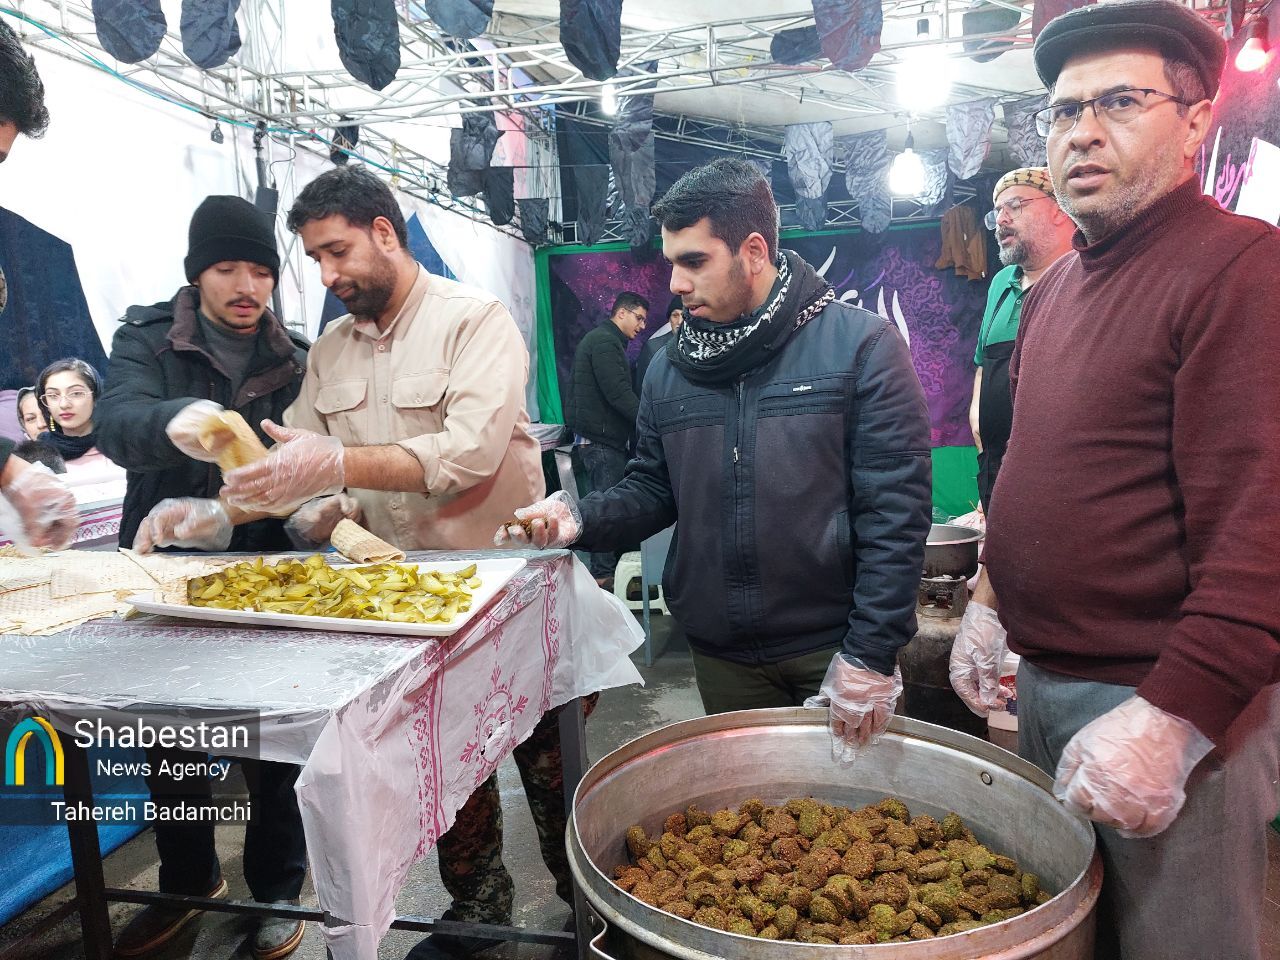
[1072,178,1210,271]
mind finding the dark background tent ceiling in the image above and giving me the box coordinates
[556,108,863,232]
[552,106,994,237]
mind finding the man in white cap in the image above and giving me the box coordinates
[969,166,1073,512]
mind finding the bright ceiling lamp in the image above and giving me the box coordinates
[896,18,952,110]
[601,81,620,116]
[889,131,926,197]
[1235,18,1269,72]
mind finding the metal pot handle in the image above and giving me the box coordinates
[586,909,619,960]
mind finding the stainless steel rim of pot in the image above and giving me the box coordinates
[570,709,1102,960]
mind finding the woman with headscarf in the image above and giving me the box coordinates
[36,358,125,485]
[15,386,42,441]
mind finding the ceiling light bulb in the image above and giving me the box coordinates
[1235,31,1269,72]
[896,18,952,110]
[601,82,619,116]
[889,133,926,197]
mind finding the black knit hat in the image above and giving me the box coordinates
[1034,0,1226,100]
[184,195,280,282]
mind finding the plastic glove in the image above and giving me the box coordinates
[284,493,364,550]
[492,490,582,548]
[221,421,345,515]
[0,461,77,553]
[1054,696,1214,838]
[949,601,1011,717]
[164,399,226,461]
[804,654,903,765]
[134,498,233,554]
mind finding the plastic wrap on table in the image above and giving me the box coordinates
[0,549,644,960]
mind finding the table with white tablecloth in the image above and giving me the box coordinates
[0,549,644,960]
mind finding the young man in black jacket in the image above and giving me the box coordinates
[94,196,312,960]
[500,158,932,761]
[565,291,647,586]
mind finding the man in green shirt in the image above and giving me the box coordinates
[969,167,1074,511]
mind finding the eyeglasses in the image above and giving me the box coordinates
[41,388,92,404]
[1034,87,1195,137]
[984,196,1054,231]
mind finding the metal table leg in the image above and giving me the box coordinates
[62,739,112,960]
[558,699,593,960]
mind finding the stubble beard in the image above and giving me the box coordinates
[1057,146,1185,244]
[723,256,755,322]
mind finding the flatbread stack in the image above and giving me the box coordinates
[198,410,269,472]
[331,519,405,563]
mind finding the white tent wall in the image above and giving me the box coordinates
[401,192,539,419]
[0,37,540,422]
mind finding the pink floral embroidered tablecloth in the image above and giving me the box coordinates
[0,549,645,959]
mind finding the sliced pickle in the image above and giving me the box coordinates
[185,556,483,624]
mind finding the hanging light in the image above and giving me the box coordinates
[600,81,620,116]
[889,131,926,197]
[1235,18,1269,72]
[896,18,952,110]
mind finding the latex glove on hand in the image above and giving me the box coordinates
[804,653,904,765]
[284,493,364,550]
[493,490,582,549]
[0,461,77,552]
[134,498,233,554]
[948,601,1011,717]
[1054,696,1214,838]
[164,399,226,461]
[221,421,345,516]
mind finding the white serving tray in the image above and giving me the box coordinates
[126,557,527,638]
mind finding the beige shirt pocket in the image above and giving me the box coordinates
[390,370,449,438]
[314,378,369,445]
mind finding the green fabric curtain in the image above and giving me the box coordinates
[931,446,979,520]
[534,249,564,424]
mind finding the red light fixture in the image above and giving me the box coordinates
[1235,18,1269,72]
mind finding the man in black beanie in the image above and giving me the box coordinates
[95,196,321,960]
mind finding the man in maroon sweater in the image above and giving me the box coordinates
[950,2,1280,957]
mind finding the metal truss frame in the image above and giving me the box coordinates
[555,181,979,246]
[5,0,545,232]
[5,0,1254,262]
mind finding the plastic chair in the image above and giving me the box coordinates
[612,551,668,616]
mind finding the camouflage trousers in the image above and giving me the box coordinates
[435,694,599,923]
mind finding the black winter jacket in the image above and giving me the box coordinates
[575,300,932,673]
[95,287,308,551]
[566,321,639,450]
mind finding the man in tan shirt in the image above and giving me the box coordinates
[220,167,580,959]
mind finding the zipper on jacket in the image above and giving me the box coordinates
[733,381,744,467]
[727,376,758,655]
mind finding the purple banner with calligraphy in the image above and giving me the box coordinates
[1200,23,1280,222]
[547,223,987,447]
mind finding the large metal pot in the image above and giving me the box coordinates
[570,710,1100,960]
[924,524,982,579]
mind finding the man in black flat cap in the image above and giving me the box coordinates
[950,2,1280,957]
